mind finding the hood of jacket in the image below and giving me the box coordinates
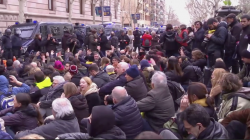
[84,83,99,96]
[166,30,176,37]
[198,119,229,139]
[222,87,250,100]
[68,94,88,110]
[94,72,110,83]
[46,82,66,99]
[36,77,52,89]
[89,106,116,137]
[0,76,9,93]
[18,104,38,117]
[181,60,192,70]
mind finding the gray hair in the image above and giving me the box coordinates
[112,86,128,103]
[52,98,74,119]
[13,60,20,69]
[151,71,167,88]
[106,65,115,73]
[53,76,65,83]
[151,31,156,35]
[119,62,129,71]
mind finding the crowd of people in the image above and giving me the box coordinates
[0,13,249,139]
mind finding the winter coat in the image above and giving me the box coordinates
[191,58,206,71]
[66,37,81,54]
[0,104,39,133]
[142,34,152,47]
[1,35,12,49]
[112,96,143,139]
[11,34,22,48]
[99,72,127,98]
[151,34,160,47]
[198,119,229,139]
[133,30,141,45]
[181,60,199,85]
[43,38,59,53]
[221,108,250,139]
[137,85,175,132]
[91,71,111,88]
[31,38,44,52]
[83,83,102,113]
[229,20,242,42]
[160,31,179,51]
[142,67,154,90]
[14,113,80,139]
[71,72,83,87]
[125,76,147,102]
[99,33,108,51]
[165,70,182,84]
[39,82,66,109]
[57,126,126,139]
[238,64,250,83]
[118,34,130,49]
[68,94,89,132]
[109,35,119,48]
[218,87,250,121]
[62,32,72,51]
[0,76,30,108]
[88,33,99,52]
[30,87,50,104]
[206,24,227,54]
[239,25,250,54]
[108,73,117,81]
[0,125,12,139]
[193,27,205,51]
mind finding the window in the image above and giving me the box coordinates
[66,0,69,13]
[48,0,53,10]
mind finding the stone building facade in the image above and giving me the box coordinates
[0,0,121,32]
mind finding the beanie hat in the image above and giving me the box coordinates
[54,61,64,71]
[126,65,140,79]
[140,59,150,70]
[69,65,78,75]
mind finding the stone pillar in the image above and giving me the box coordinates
[68,0,74,23]
[18,0,26,23]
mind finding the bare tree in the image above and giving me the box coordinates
[185,0,222,24]
[165,6,181,26]
[238,0,250,15]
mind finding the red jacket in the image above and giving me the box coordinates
[178,29,188,47]
[142,34,152,47]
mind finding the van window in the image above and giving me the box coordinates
[40,26,48,37]
[48,25,61,37]
[11,25,36,39]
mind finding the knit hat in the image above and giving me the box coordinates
[54,61,64,71]
[140,59,150,70]
[69,65,78,75]
[226,13,236,19]
[241,45,250,59]
[126,65,140,78]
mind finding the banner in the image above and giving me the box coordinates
[132,14,140,20]
[95,7,102,16]
[95,6,111,16]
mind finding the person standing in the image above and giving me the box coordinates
[109,31,118,49]
[127,29,134,50]
[133,28,141,52]
[118,30,130,50]
[193,21,205,52]
[88,29,99,52]
[44,33,59,54]
[2,29,12,60]
[99,29,108,56]
[11,28,22,59]
[142,31,152,51]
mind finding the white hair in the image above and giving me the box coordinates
[151,71,167,88]
[119,62,129,71]
[151,31,156,35]
[106,65,114,73]
[30,62,37,67]
[13,60,20,69]
[53,76,65,83]
[52,98,74,119]
[112,86,128,103]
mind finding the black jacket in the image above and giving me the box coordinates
[66,37,81,54]
[11,34,22,48]
[43,38,59,52]
[91,72,111,88]
[99,33,108,51]
[239,25,250,54]
[165,70,182,84]
[160,30,179,51]
[118,34,130,49]
[230,20,242,42]
[125,76,147,102]
[110,35,119,48]
[207,25,227,54]
[193,28,205,51]
[191,58,207,71]
[181,61,198,85]
[32,38,45,52]
[112,96,143,139]
[198,119,229,139]
[133,30,141,44]
[1,35,12,49]
[71,72,83,87]
[62,33,72,50]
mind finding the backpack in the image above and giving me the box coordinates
[144,39,150,46]
[224,30,236,55]
[0,87,14,110]
[192,66,204,83]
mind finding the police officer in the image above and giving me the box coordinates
[2,29,13,59]
[11,28,22,59]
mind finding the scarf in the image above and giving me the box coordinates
[108,72,115,75]
[84,83,99,96]
[86,61,93,64]
[193,98,208,107]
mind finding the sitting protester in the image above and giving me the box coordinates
[165,56,183,84]
[238,49,250,87]
[106,65,117,81]
[140,60,154,90]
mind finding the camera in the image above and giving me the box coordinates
[201,35,209,47]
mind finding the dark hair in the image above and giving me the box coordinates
[220,73,242,93]
[65,61,73,66]
[34,71,45,83]
[194,21,203,27]
[180,104,210,127]
[43,67,54,76]
[215,16,222,22]
[88,64,99,72]
[72,58,82,67]
[166,24,173,30]
[135,131,162,139]
[188,82,214,107]
[69,56,75,62]
[7,59,13,67]
[123,57,130,63]
[34,34,41,39]
[241,14,250,21]
[167,57,183,76]
[130,59,139,66]
[187,27,193,34]
[0,65,5,75]
[207,18,218,25]
[15,93,31,107]
[23,65,32,74]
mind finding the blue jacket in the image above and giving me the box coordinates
[0,76,30,105]
[0,125,12,139]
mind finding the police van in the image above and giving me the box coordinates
[104,23,123,39]
[8,19,74,53]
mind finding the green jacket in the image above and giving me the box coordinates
[237,64,250,82]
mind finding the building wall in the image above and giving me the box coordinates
[0,0,121,32]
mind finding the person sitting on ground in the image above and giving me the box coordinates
[69,65,83,87]
[106,65,117,81]
[88,64,111,88]
[15,98,80,139]
[238,49,250,87]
